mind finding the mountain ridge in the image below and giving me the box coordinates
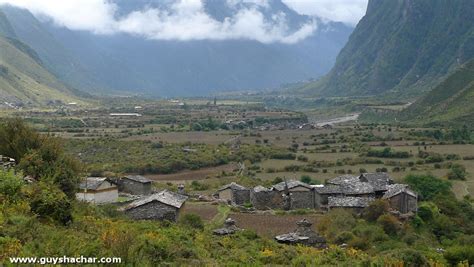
[400,59,474,125]
[294,0,474,99]
[0,9,82,107]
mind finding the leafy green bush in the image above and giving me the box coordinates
[190,181,209,191]
[29,182,72,225]
[366,148,411,158]
[363,199,389,222]
[377,214,400,236]
[404,174,451,200]
[179,214,204,230]
[444,246,474,266]
[0,170,24,202]
[447,163,467,180]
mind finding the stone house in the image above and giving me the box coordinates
[119,175,152,195]
[383,184,418,214]
[216,182,250,205]
[314,184,345,208]
[0,155,15,170]
[250,186,283,210]
[328,196,374,214]
[359,173,393,197]
[76,177,118,204]
[272,181,314,209]
[120,190,188,222]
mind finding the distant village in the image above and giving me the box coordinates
[3,153,417,221]
[2,153,418,247]
[74,172,417,227]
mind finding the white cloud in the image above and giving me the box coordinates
[117,3,317,44]
[0,0,118,34]
[282,0,368,26]
[0,0,318,43]
[0,0,366,43]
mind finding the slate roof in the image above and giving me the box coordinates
[272,180,312,191]
[328,196,374,208]
[359,173,393,191]
[253,185,272,193]
[79,177,113,191]
[327,175,359,185]
[327,173,393,192]
[121,190,188,211]
[343,182,374,195]
[218,182,248,191]
[314,184,345,194]
[315,182,373,195]
[382,184,417,199]
[124,175,151,184]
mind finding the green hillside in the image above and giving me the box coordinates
[401,59,474,125]
[295,0,474,99]
[0,11,82,107]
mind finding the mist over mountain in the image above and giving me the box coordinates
[295,0,474,98]
[0,0,354,97]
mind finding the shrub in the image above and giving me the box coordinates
[335,231,355,245]
[190,181,209,191]
[404,174,451,200]
[0,170,24,202]
[444,246,474,266]
[377,214,400,236]
[363,199,389,222]
[389,249,428,266]
[272,177,283,184]
[179,214,204,230]
[417,202,439,221]
[447,163,467,180]
[317,210,356,241]
[300,175,312,184]
[29,182,72,225]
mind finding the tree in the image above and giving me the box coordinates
[0,169,24,202]
[447,163,467,180]
[404,174,451,200]
[377,214,400,235]
[363,199,389,222]
[300,175,312,184]
[0,118,41,161]
[0,119,82,199]
[18,137,82,198]
[29,181,73,225]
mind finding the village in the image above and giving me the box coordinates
[71,166,417,247]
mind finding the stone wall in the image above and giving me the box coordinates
[290,191,314,209]
[250,190,284,210]
[233,189,250,205]
[388,193,417,214]
[125,201,179,221]
[218,189,232,202]
[119,179,152,195]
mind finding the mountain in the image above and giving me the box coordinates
[296,0,474,98]
[400,59,474,125]
[0,0,353,97]
[0,10,81,107]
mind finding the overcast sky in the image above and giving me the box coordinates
[0,0,368,44]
